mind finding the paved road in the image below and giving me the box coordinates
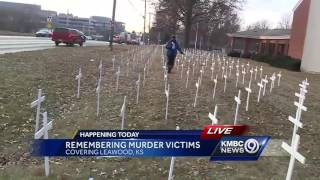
[0,36,109,54]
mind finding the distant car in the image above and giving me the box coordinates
[85,35,93,40]
[113,35,120,43]
[52,28,86,46]
[35,28,52,37]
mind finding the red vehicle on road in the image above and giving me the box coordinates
[52,27,86,46]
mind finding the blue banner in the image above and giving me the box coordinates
[32,130,269,161]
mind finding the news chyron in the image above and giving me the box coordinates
[33,125,270,161]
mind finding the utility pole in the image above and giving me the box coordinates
[109,0,117,51]
[143,0,146,45]
[148,13,151,45]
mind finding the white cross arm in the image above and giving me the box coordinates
[245,87,252,93]
[76,73,82,80]
[165,89,169,97]
[281,141,306,164]
[31,96,45,108]
[294,101,307,111]
[208,113,218,124]
[96,85,100,93]
[295,93,305,100]
[288,116,303,128]
[234,96,241,104]
[258,83,263,88]
[34,121,53,139]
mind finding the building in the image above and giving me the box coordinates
[227,29,290,57]
[52,14,93,34]
[51,14,123,40]
[290,0,320,73]
[0,1,44,32]
[0,1,126,39]
[227,0,320,73]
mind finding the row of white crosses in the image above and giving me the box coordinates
[282,79,309,180]
[31,89,52,177]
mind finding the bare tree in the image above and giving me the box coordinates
[246,20,271,30]
[277,13,292,30]
[152,0,243,48]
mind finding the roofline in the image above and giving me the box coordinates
[227,33,290,40]
[293,0,304,12]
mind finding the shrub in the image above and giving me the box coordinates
[269,56,301,71]
[251,54,301,71]
[241,53,252,59]
[228,51,241,57]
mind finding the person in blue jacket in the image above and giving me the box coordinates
[165,35,184,73]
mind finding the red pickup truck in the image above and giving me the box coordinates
[52,28,86,46]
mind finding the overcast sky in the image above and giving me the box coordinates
[4,0,298,32]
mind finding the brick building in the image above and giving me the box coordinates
[227,29,290,57]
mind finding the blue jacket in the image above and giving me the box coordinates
[165,40,182,57]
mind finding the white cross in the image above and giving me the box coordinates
[164,73,168,93]
[223,73,227,93]
[236,70,239,88]
[254,66,258,80]
[289,85,308,149]
[199,68,204,86]
[212,75,218,102]
[249,68,253,86]
[180,63,184,79]
[34,112,52,177]
[257,79,263,103]
[234,90,241,125]
[193,78,200,108]
[228,65,232,77]
[209,105,219,125]
[163,65,167,79]
[126,61,130,77]
[96,79,101,117]
[116,66,120,91]
[246,62,250,73]
[281,134,306,180]
[168,125,180,180]
[143,65,146,87]
[98,60,102,80]
[221,66,225,78]
[120,96,126,130]
[31,89,45,133]
[210,63,215,80]
[262,75,268,96]
[75,68,82,99]
[165,84,170,123]
[192,63,195,77]
[136,74,140,104]
[242,69,246,84]
[260,66,263,79]
[245,85,252,112]
[176,59,180,71]
[277,71,282,86]
[270,73,276,93]
[112,55,115,70]
[186,68,190,88]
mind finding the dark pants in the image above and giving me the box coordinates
[167,55,176,73]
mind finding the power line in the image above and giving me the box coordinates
[127,0,144,18]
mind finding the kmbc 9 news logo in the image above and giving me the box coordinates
[212,136,265,159]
